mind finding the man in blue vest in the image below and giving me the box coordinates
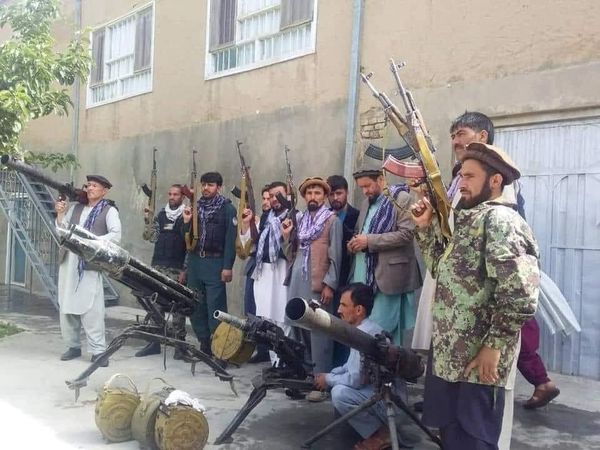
[183,172,237,354]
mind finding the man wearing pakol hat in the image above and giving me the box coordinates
[411,143,540,450]
[55,175,122,366]
[348,169,422,346]
[283,177,342,402]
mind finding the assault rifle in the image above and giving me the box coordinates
[213,311,313,444]
[141,147,158,240]
[276,145,299,256]
[234,141,258,258]
[183,148,199,250]
[1,154,87,203]
[361,60,452,240]
[58,225,234,400]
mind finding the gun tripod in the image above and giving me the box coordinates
[214,365,314,444]
[302,376,442,449]
[65,292,234,400]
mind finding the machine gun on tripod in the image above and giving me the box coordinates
[286,297,442,450]
[57,225,234,400]
[211,311,314,444]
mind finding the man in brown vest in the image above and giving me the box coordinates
[55,175,121,366]
[283,177,342,402]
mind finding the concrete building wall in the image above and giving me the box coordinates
[6,0,600,313]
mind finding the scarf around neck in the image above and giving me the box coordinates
[297,204,334,280]
[197,194,227,252]
[164,203,185,222]
[254,208,287,275]
[77,199,110,282]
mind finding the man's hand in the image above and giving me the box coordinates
[183,206,192,223]
[347,234,368,253]
[241,208,254,225]
[410,197,434,228]
[55,200,68,221]
[221,269,233,283]
[321,285,334,305]
[281,218,294,241]
[178,271,187,285]
[463,345,501,384]
[314,373,328,391]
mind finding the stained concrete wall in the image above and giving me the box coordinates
[7,0,600,308]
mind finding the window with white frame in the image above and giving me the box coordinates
[207,0,316,77]
[87,5,154,107]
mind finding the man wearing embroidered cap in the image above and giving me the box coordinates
[411,142,540,449]
[283,176,342,402]
[55,174,122,366]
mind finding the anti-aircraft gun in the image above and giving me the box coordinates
[286,297,441,449]
[57,225,234,400]
[211,311,314,444]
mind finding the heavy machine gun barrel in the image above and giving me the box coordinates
[57,226,197,314]
[1,154,86,202]
[286,297,423,381]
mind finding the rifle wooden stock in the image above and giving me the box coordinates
[235,141,258,258]
[184,149,199,251]
[383,155,426,179]
[142,147,158,241]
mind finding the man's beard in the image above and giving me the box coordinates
[330,200,344,211]
[368,193,380,206]
[457,182,493,210]
[307,201,321,212]
[168,200,182,208]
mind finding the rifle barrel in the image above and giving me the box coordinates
[214,310,248,332]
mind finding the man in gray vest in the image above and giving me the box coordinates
[55,175,122,366]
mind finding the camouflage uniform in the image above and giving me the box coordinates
[416,197,540,387]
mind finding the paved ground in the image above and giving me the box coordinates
[0,286,599,449]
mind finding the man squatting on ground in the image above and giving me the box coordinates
[135,184,188,359]
[313,282,401,450]
[182,172,236,355]
[412,143,540,449]
[55,175,122,366]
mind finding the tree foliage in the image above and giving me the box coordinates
[0,0,90,164]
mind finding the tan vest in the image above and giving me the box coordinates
[308,215,336,293]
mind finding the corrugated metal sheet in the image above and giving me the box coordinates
[496,119,600,379]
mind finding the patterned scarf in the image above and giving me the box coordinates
[197,194,226,252]
[77,199,110,281]
[365,184,409,290]
[164,203,185,222]
[254,208,287,275]
[297,204,334,279]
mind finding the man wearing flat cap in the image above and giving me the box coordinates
[283,177,342,402]
[55,175,121,366]
[411,143,540,450]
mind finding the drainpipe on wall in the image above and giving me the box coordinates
[71,0,82,182]
[342,0,364,185]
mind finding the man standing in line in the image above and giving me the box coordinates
[348,170,421,346]
[55,175,121,366]
[240,181,291,363]
[412,143,539,449]
[326,174,359,367]
[182,172,236,355]
[237,184,272,363]
[135,184,188,359]
[283,177,342,401]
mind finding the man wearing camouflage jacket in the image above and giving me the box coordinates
[411,142,540,450]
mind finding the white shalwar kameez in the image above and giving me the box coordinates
[240,229,290,364]
[57,204,121,355]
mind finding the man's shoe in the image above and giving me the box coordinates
[199,338,213,357]
[60,348,82,361]
[523,382,560,409]
[135,342,161,357]
[91,353,109,367]
[173,348,185,360]
[353,425,391,450]
[307,390,329,403]
[248,351,270,364]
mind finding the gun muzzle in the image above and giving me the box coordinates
[286,297,380,357]
[214,310,248,331]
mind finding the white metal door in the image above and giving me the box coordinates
[496,118,600,379]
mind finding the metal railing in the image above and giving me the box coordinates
[0,166,119,308]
